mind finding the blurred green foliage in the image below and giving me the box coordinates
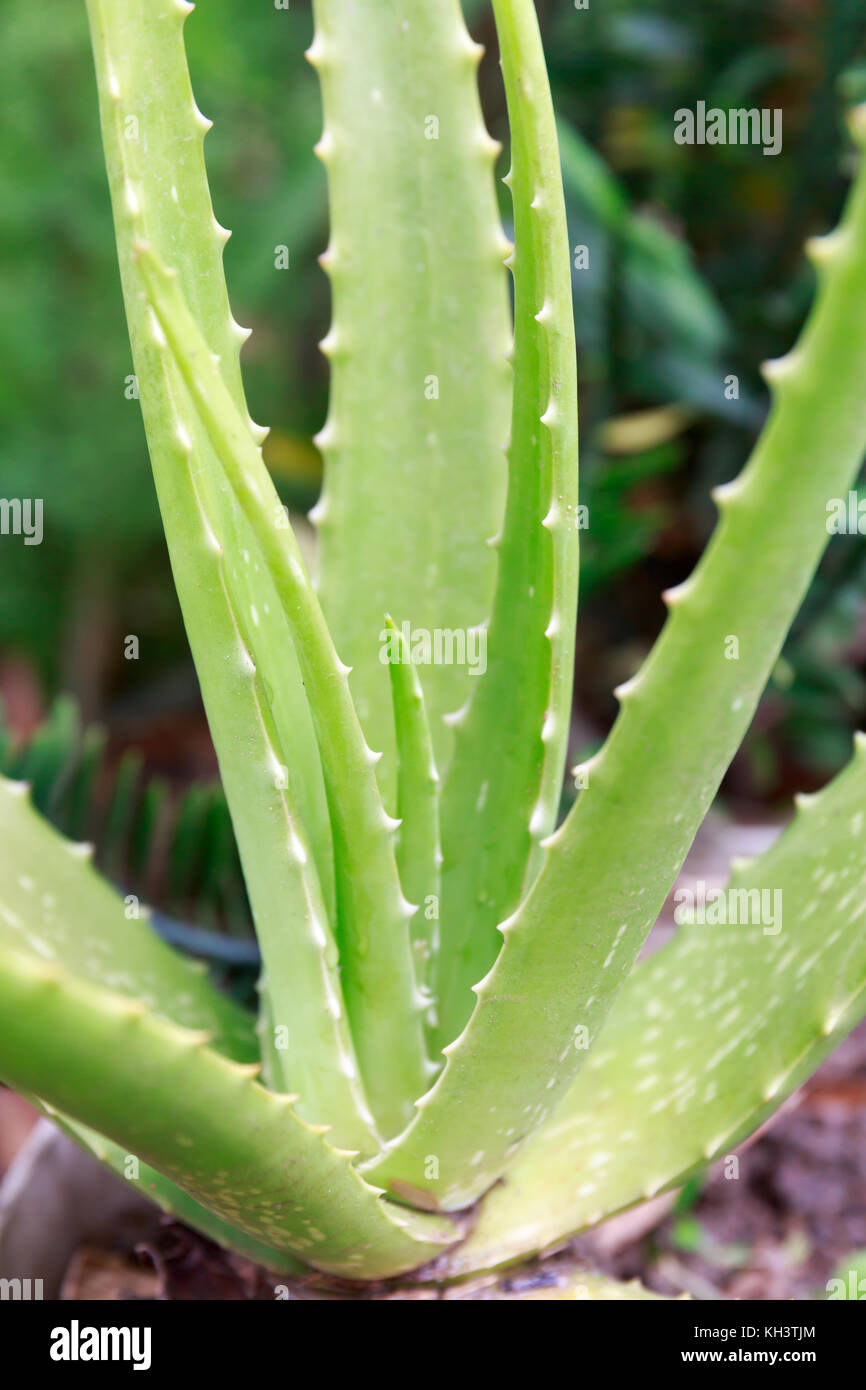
[1,0,865,798]
[0,0,325,705]
[529,0,866,793]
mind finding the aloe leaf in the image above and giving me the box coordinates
[85,0,332,919]
[217,501,336,926]
[83,0,334,884]
[446,735,866,1275]
[434,0,579,1048]
[0,776,253,1060]
[85,0,375,1150]
[128,396,376,1148]
[309,0,512,808]
[0,944,456,1278]
[384,617,441,1003]
[366,105,866,1209]
[27,1101,305,1276]
[137,245,432,1138]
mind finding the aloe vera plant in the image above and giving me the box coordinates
[3,0,866,1295]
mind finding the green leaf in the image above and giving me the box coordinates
[0,942,456,1278]
[0,776,253,1058]
[65,722,110,843]
[434,0,580,1048]
[384,616,441,1003]
[138,404,376,1146]
[827,1251,866,1299]
[309,0,512,808]
[85,0,374,1151]
[137,243,433,1138]
[365,105,866,1210]
[446,735,866,1275]
[6,696,80,813]
[29,1101,306,1276]
[85,0,330,909]
[99,748,143,884]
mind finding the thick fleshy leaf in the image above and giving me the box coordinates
[0,942,456,1279]
[28,1102,304,1276]
[137,245,433,1137]
[434,0,580,1048]
[309,0,512,808]
[85,0,374,1149]
[0,776,253,1059]
[384,616,441,1002]
[366,105,866,1209]
[446,736,866,1275]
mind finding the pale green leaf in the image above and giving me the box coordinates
[366,105,866,1209]
[137,244,433,1137]
[435,0,580,1047]
[85,0,373,1149]
[0,942,456,1278]
[447,736,866,1274]
[310,0,512,807]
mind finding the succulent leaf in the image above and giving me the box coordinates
[133,365,377,1147]
[27,1101,306,1276]
[86,0,333,917]
[0,940,456,1278]
[0,776,253,1060]
[85,0,374,1151]
[136,244,432,1138]
[434,0,580,1048]
[366,104,866,1210]
[446,735,866,1275]
[384,616,442,1006]
[309,0,512,807]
